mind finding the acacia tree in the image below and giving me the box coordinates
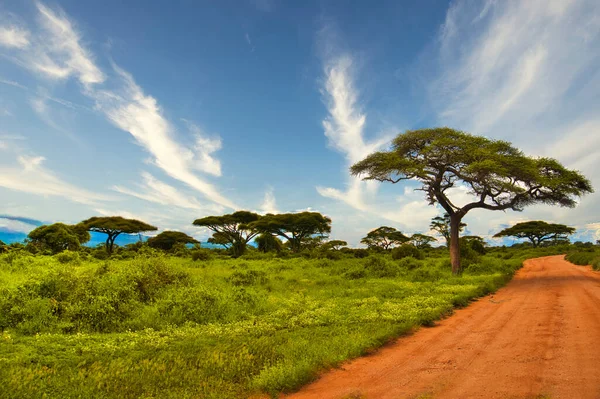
[351,128,593,274]
[249,212,331,253]
[79,216,157,254]
[193,211,260,257]
[494,221,575,247]
[147,231,199,251]
[430,214,466,248]
[409,233,437,249]
[360,226,408,250]
[322,240,348,251]
[27,223,90,254]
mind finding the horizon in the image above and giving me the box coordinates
[1,0,599,246]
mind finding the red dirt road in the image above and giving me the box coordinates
[288,256,600,399]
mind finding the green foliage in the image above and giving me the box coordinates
[147,231,199,251]
[79,216,157,254]
[391,244,424,260]
[255,233,283,253]
[494,221,575,247]
[0,248,547,398]
[360,226,408,250]
[565,249,600,267]
[409,233,437,249]
[27,223,90,254]
[250,212,332,252]
[191,248,212,261]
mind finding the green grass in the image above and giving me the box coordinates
[0,247,565,398]
[565,247,600,269]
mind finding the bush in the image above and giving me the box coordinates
[191,249,212,261]
[396,256,422,270]
[228,270,269,286]
[54,250,80,264]
[363,256,400,278]
[565,250,599,266]
[391,244,423,260]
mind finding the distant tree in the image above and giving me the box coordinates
[409,233,437,249]
[322,240,348,251]
[493,221,576,248]
[250,212,332,253]
[27,223,90,254]
[207,231,232,250]
[147,231,199,251]
[254,233,283,253]
[0,239,6,253]
[461,235,487,254]
[360,226,408,250]
[193,211,261,257]
[352,127,593,274]
[430,214,467,248]
[596,240,600,246]
[79,216,157,254]
[0,239,5,246]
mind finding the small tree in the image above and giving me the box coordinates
[254,233,283,253]
[430,214,466,248]
[322,240,348,251]
[360,226,408,250]
[352,128,593,274]
[193,211,261,257]
[79,216,157,254]
[147,231,199,251]
[27,223,90,254]
[493,221,575,248]
[409,233,437,249]
[250,212,332,253]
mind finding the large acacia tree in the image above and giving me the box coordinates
[494,221,575,247]
[360,226,408,250]
[193,211,260,257]
[79,216,157,254]
[351,128,593,274]
[409,233,437,249]
[250,212,331,252]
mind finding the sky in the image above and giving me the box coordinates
[0,0,599,246]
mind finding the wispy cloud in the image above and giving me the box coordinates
[1,2,237,211]
[244,32,255,52]
[316,53,391,211]
[0,154,112,205]
[113,172,224,213]
[260,187,278,214]
[0,25,30,48]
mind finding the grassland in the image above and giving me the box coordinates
[0,246,567,398]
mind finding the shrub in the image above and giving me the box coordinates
[343,267,367,279]
[191,249,212,261]
[54,250,80,264]
[228,270,269,286]
[391,244,423,260]
[396,256,422,270]
[363,256,400,278]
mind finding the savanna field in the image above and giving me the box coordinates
[0,244,583,399]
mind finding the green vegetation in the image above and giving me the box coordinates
[27,223,90,254]
[147,231,200,251]
[565,244,600,270]
[494,221,575,247]
[0,245,566,398]
[194,211,261,258]
[351,127,593,274]
[360,226,408,250]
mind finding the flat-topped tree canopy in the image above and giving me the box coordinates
[409,233,437,249]
[494,221,576,247]
[249,212,332,252]
[147,231,199,251]
[193,211,261,257]
[27,223,90,254]
[360,226,409,250]
[352,127,593,274]
[79,216,157,254]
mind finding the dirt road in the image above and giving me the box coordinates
[288,255,600,399]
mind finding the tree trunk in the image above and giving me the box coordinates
[449,215,462,275]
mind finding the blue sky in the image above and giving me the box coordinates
[1,0,599,246]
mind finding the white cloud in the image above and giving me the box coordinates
[260,187,278,214]
[0,154,112,205]
[0,25,30,48]
[1,2,236,210]
[113,172,224,213]
[92,65,236,208]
